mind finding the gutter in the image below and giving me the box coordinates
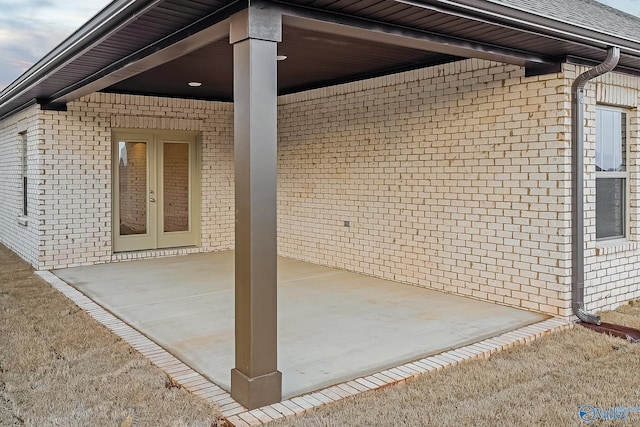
[571,46,620,325]
[0,0,161,108]
[277,1,551,67]
[397,0,640,57]
[46,0,247,106]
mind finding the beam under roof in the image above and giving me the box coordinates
[47,19,232,106]
[3,0,640,119]
[275,1,553,67]
[46,0,555,108]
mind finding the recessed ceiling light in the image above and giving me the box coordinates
[277,55,287,61]
[188,81,202,87]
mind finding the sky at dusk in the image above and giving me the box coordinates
[0,0,111,90]
[0,0,639,91]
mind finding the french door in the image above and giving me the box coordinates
[112,130,200,252]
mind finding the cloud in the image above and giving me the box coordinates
[0,0,103,28]
[0,0,56,17]
[0,0,109,90]
[0,57,33,91]
[0,18,70,90]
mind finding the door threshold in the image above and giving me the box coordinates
[111,246,203,262]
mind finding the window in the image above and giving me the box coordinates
[19,132,27,217]
[595,107,627,240]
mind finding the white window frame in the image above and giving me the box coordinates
[19,131,28,218]
[595,105,629,241]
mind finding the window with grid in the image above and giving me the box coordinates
[595,106,627,240]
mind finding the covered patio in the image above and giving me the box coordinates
[53,251,545,400]
[3,0,639,413]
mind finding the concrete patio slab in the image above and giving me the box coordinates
[53,251,546,399]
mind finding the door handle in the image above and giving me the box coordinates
[150,198,156,203]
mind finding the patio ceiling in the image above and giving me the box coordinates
[102,27,461,101]
[2,0,640,117]
[102,0,640,102]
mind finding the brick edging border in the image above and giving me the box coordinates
[36,270,572,426]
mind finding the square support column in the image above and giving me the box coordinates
[229,5,282,410]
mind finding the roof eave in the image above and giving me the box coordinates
[399,0,640,55]
[3,0,640,121]
[0,0,161,116]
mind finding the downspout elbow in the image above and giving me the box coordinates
[571,47,620,325]
[573,302,602,325]
[572,48,621,93]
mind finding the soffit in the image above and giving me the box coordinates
[104,26,460,100]
[2,0,640,118]
[103,0,640,101]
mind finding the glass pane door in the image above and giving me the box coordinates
[113,130,200,253]
[113,133,156,253]
[157,134,199,249]
[163,142,190,233]
[118,140,148,235]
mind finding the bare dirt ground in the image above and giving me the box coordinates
[2,242,640,426]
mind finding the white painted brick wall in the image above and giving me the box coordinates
[568,64,640,314]
[2,58,638,318]
[0,106,41,267]
[37,93,235,269]
[277,59,574,317]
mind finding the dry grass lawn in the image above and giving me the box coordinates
[2,242,640,426]
[271,306,640,427]
[0,245,221,426]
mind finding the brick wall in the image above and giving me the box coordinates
[37,93,234,269]
[3,57,638,317]
[571,64,640,313]
[0,106,41,267]
[277,59,574,316]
